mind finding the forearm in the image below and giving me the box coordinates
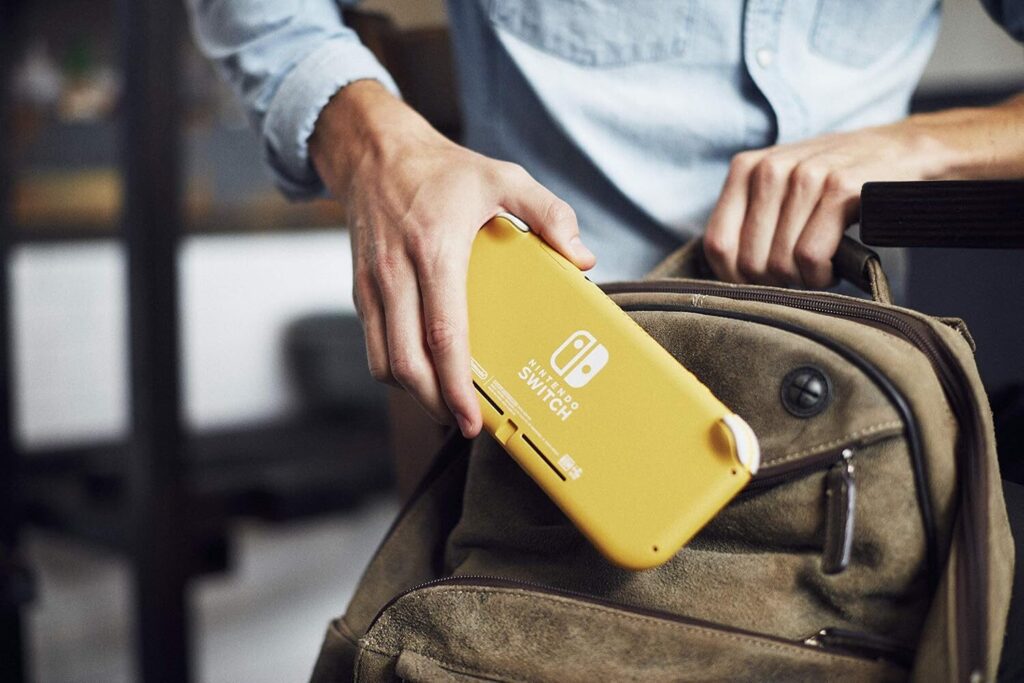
[904,93,1024,180]
[185,0,399,196]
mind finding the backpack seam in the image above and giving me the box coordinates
[766,420,903,467]
[363,587,903,670]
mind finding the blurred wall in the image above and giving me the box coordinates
[12,234,356,448]
[920,0,1024,87]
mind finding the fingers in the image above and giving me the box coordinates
[736,155,796,283]
[708,143,862,289]
[704,150,765,282]
[358,211,484,438]
[794,172,861,288]
[352,231,395,387]
[767,160,829,284]
[353,263,394,386]
[499,165,596,270]
[374,249,450,427]
[414,236,482,438]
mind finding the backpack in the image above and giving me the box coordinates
[311,238,1013,682]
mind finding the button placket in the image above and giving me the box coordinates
[742,0,806,143]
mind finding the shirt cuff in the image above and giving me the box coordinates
[262,37,401,199]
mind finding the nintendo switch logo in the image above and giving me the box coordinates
[550,331,609,389]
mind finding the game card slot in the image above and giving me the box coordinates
[474,381,504,416]
[521,433,566,482]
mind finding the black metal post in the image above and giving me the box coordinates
[119,0,191,681]
[0,1,28,681]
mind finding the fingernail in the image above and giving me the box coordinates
[455,413,473,436]
[570,236,594,261]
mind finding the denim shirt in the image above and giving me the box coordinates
[187,1,1024,281]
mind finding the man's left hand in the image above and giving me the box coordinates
[703,121,953,288]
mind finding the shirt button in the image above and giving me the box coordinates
[755,47,775,68]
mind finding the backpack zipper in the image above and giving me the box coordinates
[804,627,914,667]
[743,446,862,493]
[822,449,857,575]
[740,445,861,574]
[365,574,910,668]
[603,280,989,681]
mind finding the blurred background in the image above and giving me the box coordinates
[0,1,1021,681]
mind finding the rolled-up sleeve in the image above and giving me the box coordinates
[186,0,400,198]
[979,0,1024,42]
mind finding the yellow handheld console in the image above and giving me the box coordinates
[467,213,760,570]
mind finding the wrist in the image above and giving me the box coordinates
[309,79,440,197]
[888,115,966,180]
[309,80,390,194]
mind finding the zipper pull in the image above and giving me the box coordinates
[803,627,914,666]
[822,448,856,575]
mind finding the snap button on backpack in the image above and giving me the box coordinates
[781,366,832,418]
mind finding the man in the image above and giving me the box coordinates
[187,0,1024,441]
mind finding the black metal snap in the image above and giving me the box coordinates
[781,366,832,418]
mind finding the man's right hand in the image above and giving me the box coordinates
[310,80,596,439]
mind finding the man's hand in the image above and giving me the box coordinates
[703,123,949,287]
[310,80,596,438]
[704,94,1024,288]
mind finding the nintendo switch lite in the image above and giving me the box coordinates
[467,213,760,570]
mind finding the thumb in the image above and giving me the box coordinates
[499,170,596,270]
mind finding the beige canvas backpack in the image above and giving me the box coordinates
[311,238,1013,682]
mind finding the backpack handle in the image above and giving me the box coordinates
[644,236,892,305]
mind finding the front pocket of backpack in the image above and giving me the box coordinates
[356,580,909,682]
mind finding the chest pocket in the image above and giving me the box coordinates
[810,0,938,68]
[483,0,697,68]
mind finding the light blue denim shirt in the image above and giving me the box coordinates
[187,1,1024,281]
